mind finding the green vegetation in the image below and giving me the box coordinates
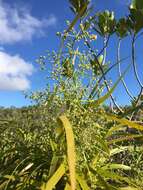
[1,0,143,189]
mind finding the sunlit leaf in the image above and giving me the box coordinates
[76,174,90,190]
[106,124,126,137]
[64,183,72,190]
[119,187,139,190]
[101,164,131,171]
[41,163,65,190]
[108,134,143,144]
[58,115,76,190]
[105,113,143,131]
[110,147,129,156]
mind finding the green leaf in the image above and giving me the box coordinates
[101,164,131,171]
[130,0,143,9]
[58,115,76,190]
[105,113,143,131]
[129,8,143,33]
[89,66,129,107]
[88,166,112,190]
[4,175,15,181]
[94,135,110,155]
[116,18,128,38]
[97,10,116,35]
[48,154,59,179]
[97,170,132,184]
[121,102,143,117]
[69,0,90,16]
[66,2,89,34]
[110,146,129,156]
[119,187,139,190]
[41,163,65,190]
[76,174,90,190]
[108,134,143,144]
[64,183,72,190]
[106,124,126,137]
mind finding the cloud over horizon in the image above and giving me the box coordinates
[0,51,34,91]
[0,0,57,91]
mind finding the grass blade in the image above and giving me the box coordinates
[42,162,65,190]
[106,124,126,137]
[108,134,143,144]
[58,115,76,190]
[119,187,139,190]
[101,164,131,171]
[105,113,143,131]
[64,183,72,190]
[76,174,90,190]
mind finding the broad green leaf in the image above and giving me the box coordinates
[58,115,76,190]
[76,174,90,190]
[41,163,65,190]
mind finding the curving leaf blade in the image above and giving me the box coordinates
[58,115,76,190]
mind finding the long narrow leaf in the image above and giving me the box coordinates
[64,183,72,190]
[106,124,126,137]
[105,114,143,131]
[89,66,129,107]
[119,187,139,190]
[101,164,131,171]
[110,147,129,156]
[65,4,87,34]
[108,134,143,144]
[94,136,110,155]
[58,115,76,190]
[48,155,59,178]
[41,163,65,190]
[88,56,129,99]
[76,174,90,190]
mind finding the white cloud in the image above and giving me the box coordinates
[0,1,57,44]
[0,1,57,91]
[0,51,34,90]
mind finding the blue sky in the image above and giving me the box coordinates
[0,0,142,107]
